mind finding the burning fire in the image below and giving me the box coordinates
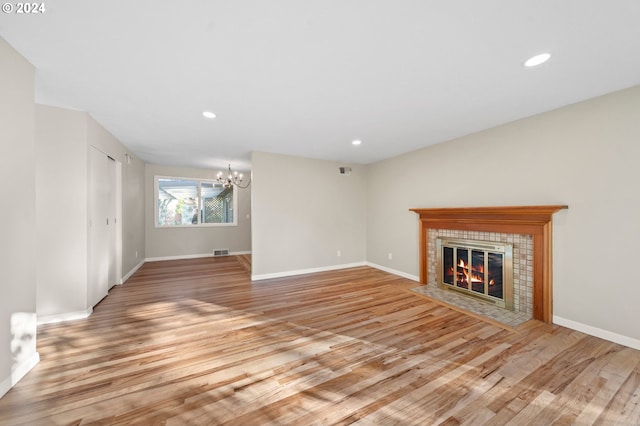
[456,259,494,286]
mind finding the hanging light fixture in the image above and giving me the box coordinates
[216,164,250,189]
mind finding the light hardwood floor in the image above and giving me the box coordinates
[1,256,639,425]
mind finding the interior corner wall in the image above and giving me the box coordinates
[366,84,640,343]
[144,163,252,259]
[0,37,39,398]
[251,151,367,278]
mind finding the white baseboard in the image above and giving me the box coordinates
[146,251,251,263]
[366,262,420,282]
[0,351,40,399]
[120,259,145,284]
[146,253,215,262]
[252,262,367,281]
[37,308,93,326]
[553,315,640,351]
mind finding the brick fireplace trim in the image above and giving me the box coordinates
[410,205,568,323]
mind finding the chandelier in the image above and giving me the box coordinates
[216,164,250,189]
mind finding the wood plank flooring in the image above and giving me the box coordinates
[1,256,639,425]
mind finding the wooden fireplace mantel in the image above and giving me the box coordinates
[410,205,568,323]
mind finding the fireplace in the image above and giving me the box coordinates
[410,205,568,323]
[436,238,514,310]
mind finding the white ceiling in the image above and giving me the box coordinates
[2,1,639,171]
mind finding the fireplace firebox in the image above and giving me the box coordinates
[436,238,514,310]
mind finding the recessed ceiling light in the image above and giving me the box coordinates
[352,139,362,146]
[524,53,551,68]
[202,111,216,119]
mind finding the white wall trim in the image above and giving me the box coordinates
[146,253,213,262]
[120,259,145,284]
[37,308,93,326]
[553,315,640,351]
[0,351,40,399]
[146,251,252,263]
[251,262,367,281]
[366,262,420,282]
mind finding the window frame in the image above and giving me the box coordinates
[154,175,238,228]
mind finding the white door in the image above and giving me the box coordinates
[106,155,117,290]
[88,146,118,307]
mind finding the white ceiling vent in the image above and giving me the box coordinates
[213,249,230,257]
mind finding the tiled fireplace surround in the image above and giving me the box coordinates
[410,205,568,323]
[428,229,533,316]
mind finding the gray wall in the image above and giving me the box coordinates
[35,105,88,318]
[251,151,367,278]
[366,85,640,342]
[0,38,38,397]
[145,164,252,259]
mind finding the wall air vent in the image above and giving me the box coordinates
[213,249,230,257]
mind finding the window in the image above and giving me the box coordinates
[155,176,237,227]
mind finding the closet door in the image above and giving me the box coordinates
[106,155,117,290]
[88,146,117,307]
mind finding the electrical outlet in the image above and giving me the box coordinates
[337,250,342,257]
[135,251,138,258]
[388,253,393,260]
